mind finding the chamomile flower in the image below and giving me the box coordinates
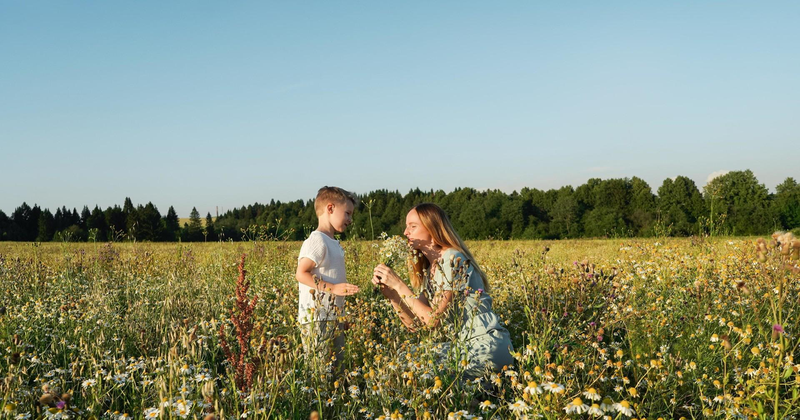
[600,397,614,412]
[143,408,160,418]
[613,400,635,417]
[563,398,590,414]
[543,382,565,394]
[523,381,543,395]
[508,400,528,413]
[479,401,496,411]
[587,404,604,416]
[583,387,602,401]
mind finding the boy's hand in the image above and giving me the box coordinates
[324,282,360,296]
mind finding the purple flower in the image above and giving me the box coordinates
[477,288,484,294]
[589,322,596,327]
[772,324,786,340]
[56,401,66,409]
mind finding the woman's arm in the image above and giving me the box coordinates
[374,264,454,329]
[379,285,421,331]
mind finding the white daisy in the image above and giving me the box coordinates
[563,398,590,414]
[543,382,565,394]
[508,400,528,413]
[613,400,635,417]
[143,408,160,418]
[523,381,543,395]
[479,400,496,411]
[587,404,604,416]
[583,387,602,401]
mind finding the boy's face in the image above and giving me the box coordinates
[327,200,354,233]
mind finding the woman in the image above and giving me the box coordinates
[372,203,514,379]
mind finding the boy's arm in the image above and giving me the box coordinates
[296,257,359,296]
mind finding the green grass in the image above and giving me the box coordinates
[0,237,797,419]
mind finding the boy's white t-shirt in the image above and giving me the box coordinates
[297,230,346,324]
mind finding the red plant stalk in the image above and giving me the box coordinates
[218,254,265,393]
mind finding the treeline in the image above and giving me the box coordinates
[2,170,799,242]
[0,198,214,242]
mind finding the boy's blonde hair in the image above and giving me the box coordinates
[314,186,357,216]
[407,203,489,292]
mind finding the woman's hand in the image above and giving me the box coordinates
[373,264,402,290]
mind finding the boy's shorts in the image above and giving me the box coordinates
[300,321,344,370]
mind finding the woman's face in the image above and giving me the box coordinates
[404,209,434,250]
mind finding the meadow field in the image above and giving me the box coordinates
[0,236,798,420]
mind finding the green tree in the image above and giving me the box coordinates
[0,210,9,240]
[37,209,55,242]
[105,205,126,239]
[123,198,139,237]
[187,207,203,241]
[11,203,40,241]
[774,177,800,230]
[163,206,180,241]
[704,170,772,235]
[205,212,216,241]
[520,187,554,238]
[501,193,526,239]
[629,177,656,236]
[581,179,631,237]
[550,192,578,238]
[80,206,91,229]
[138,202,163,241]
[583,207,627,237]
[88,206,108,241]
[657,176,706,236]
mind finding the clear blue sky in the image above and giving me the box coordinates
[1,1,798,217]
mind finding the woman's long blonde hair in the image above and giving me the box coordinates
[407,203,489,292]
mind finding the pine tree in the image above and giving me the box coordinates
[205,212,216,241]
[37,209,55,242]
[0,210,9,240]
[11,203,37,241]
[88,206,108,241]
[80,206,91,229]
[54,208,65,232]
[105,205,126,238]
[136,202,162,241]
[188,207,203,241]
[163,206,180,241]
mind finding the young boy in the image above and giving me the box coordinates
[295,186,359,370]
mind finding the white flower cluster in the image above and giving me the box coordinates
[375,233,412,277]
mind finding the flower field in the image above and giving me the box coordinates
[0,236,798,419]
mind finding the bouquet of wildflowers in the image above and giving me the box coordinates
[377,232,411,270]
[373,232,412,290]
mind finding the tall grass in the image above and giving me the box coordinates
[0,236,797,419]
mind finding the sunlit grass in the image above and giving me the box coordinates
[0,236,797,419]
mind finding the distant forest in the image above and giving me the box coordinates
[1,170,799,242]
